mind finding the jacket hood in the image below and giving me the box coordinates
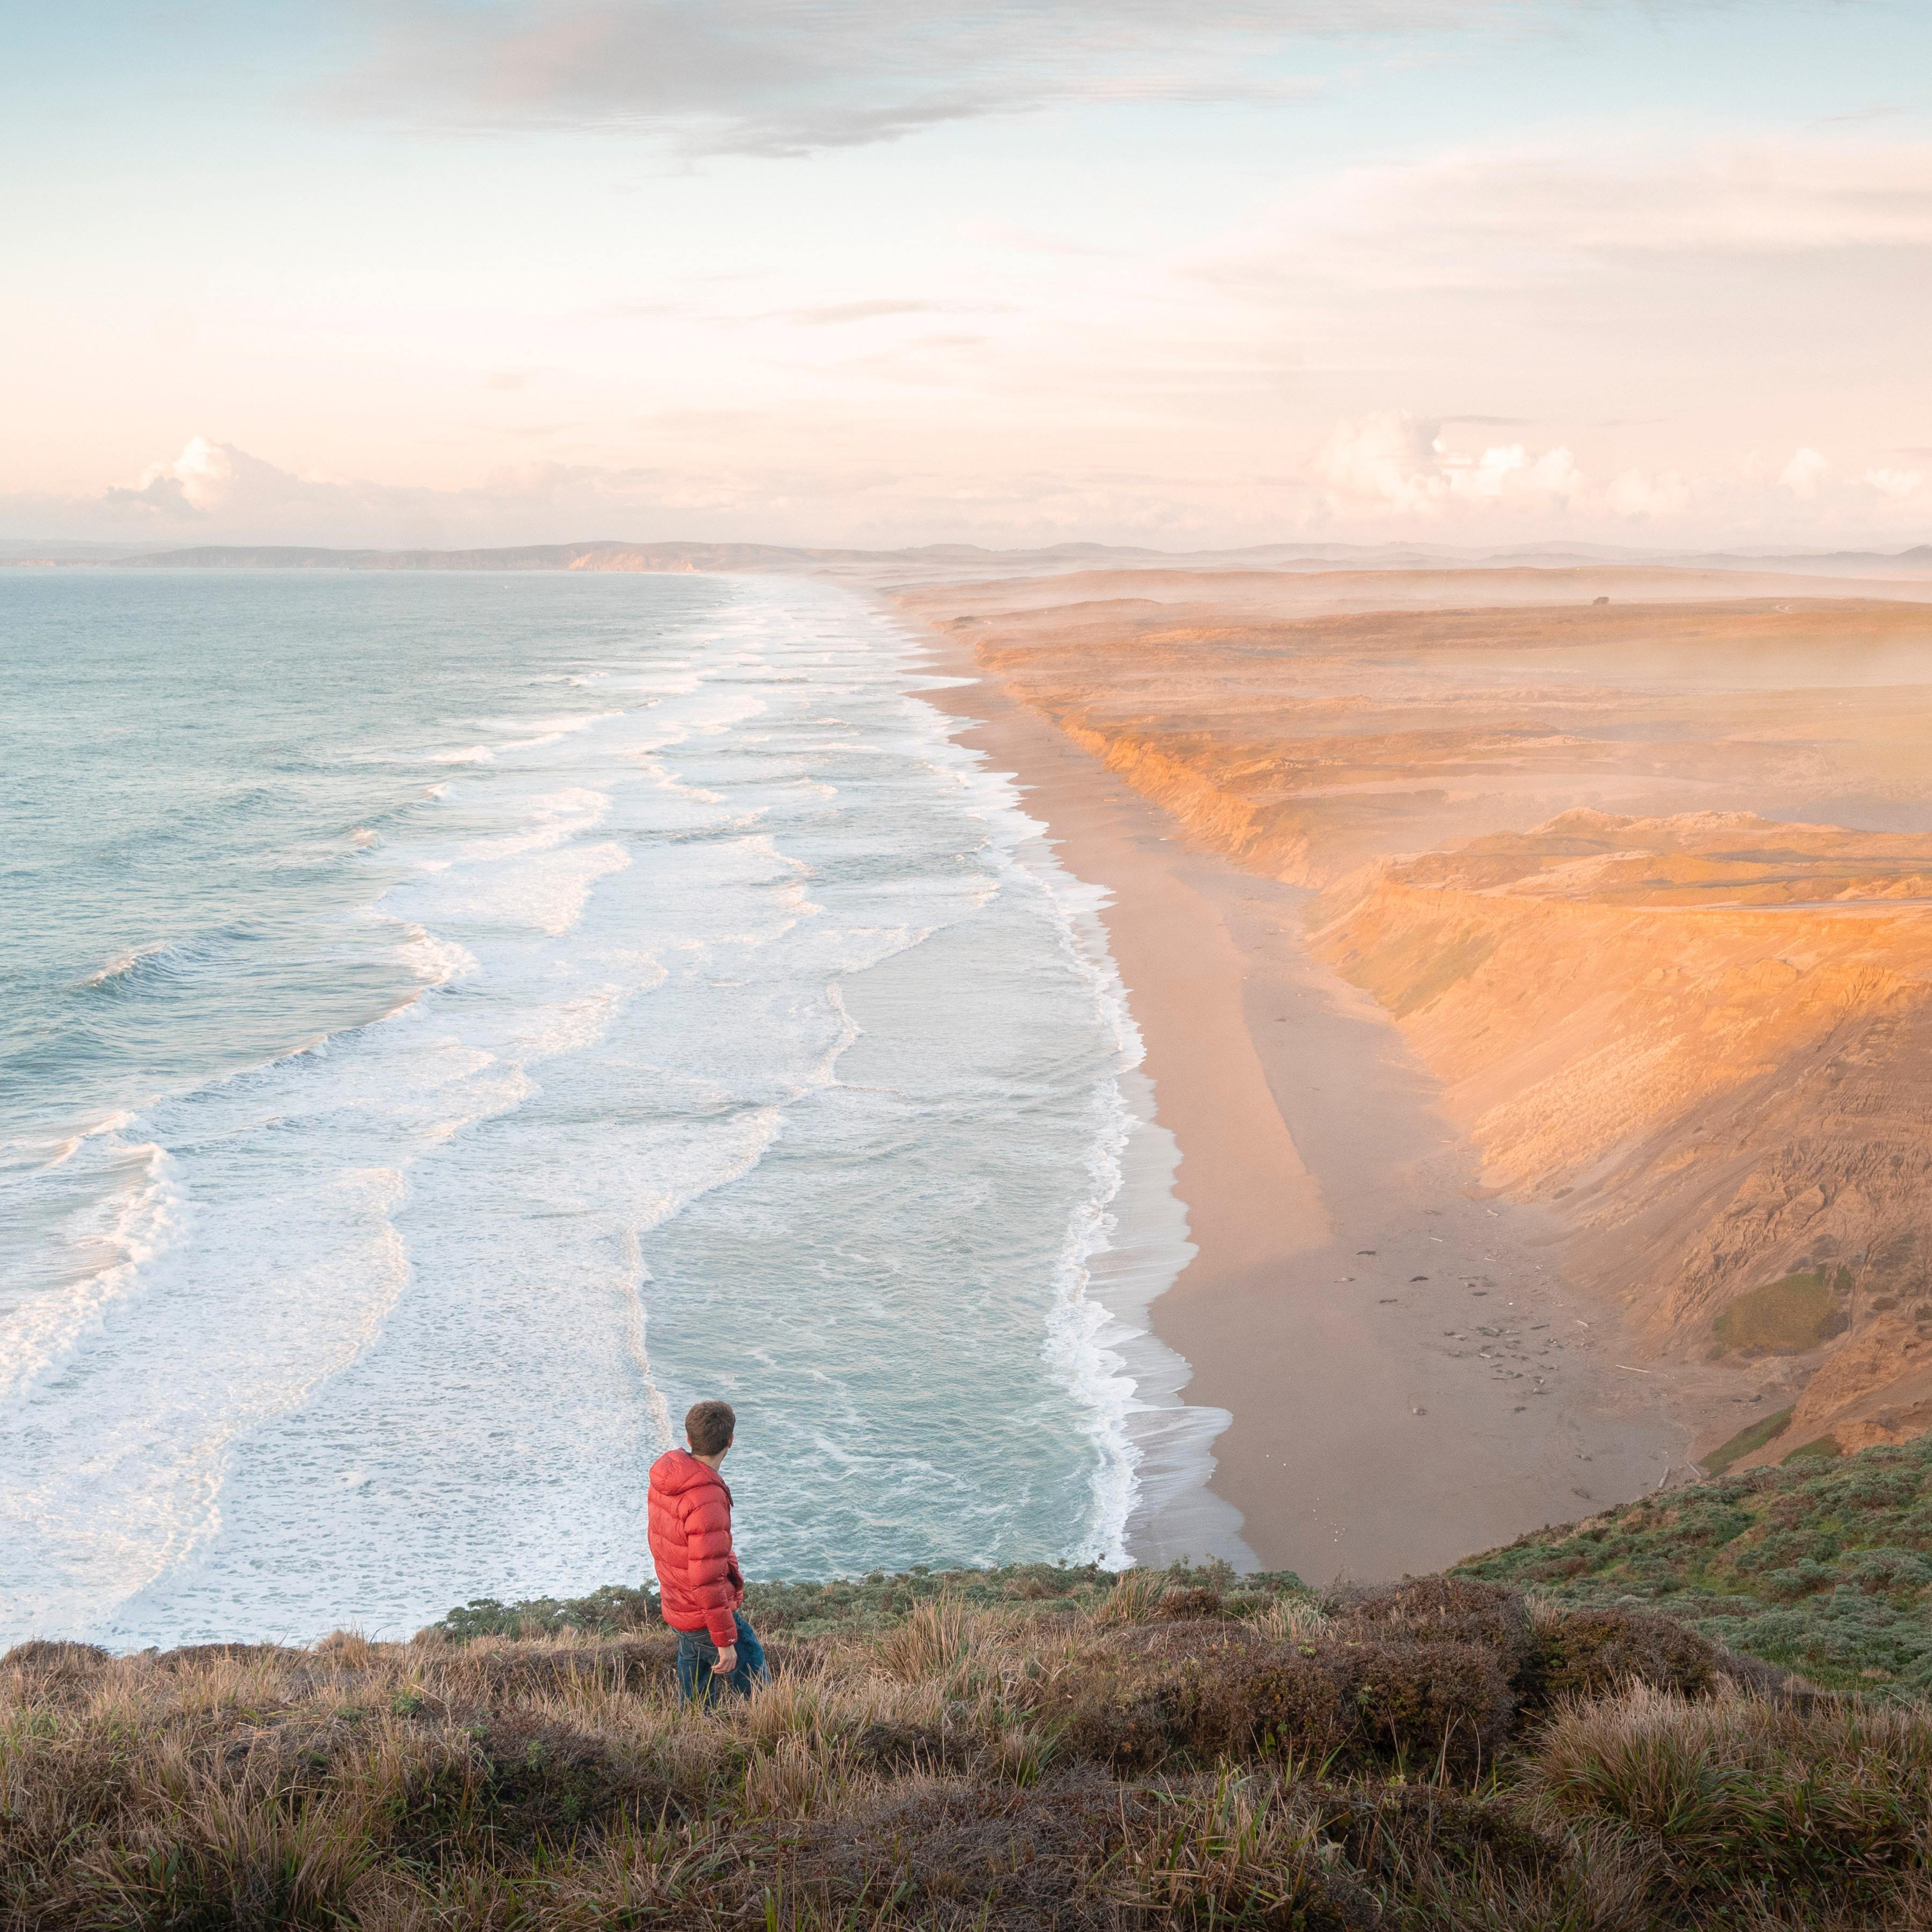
[651,1448,730,1501]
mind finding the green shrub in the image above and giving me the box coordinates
[1455,1434,1932,1694]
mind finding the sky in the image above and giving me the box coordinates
[4,0,1930,552]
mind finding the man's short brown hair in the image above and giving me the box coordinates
[685,1400,736,1457]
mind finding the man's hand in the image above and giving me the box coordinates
[711,1643,738,1678]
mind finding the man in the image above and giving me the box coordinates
[647,1398,767,1703]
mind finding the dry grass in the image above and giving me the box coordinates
[4,1573,1930,1929]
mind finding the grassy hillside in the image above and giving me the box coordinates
[1453,1435,1932,1698]
[8,1555,1932,1929]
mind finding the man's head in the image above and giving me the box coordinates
[685,1399,736,1462]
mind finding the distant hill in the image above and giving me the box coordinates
[101,539,1196,585]
[12,535,1926,581]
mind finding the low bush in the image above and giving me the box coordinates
[1455,1433,1932,1695]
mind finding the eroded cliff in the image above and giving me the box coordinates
[1310,813,1932,1456]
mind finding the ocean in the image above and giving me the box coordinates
[0,569,1219,1648]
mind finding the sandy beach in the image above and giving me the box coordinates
[919,629,1689,1584]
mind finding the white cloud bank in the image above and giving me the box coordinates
[5,424,1923,554]
[1309,414,1929,534]
[1314,413,1584,516]
[17,438,819,550]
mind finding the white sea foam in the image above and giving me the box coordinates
[0,1135,183,1405]
[408,839,631,937]
[454,785,610,860]
[392,923,479,990]
[478,709,623,751]
[901,690,1155,1568]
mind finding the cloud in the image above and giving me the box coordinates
[30,436,922,548]
[1314,410,1583,517]
[1604,468,1693,520]
[328,0,1552,156]
[1780,446,1831,498]
[1309,415,1931,532]
[101,438,319,520]
[1865,466,1927,501]
[1208,137,1932,304]
[13,424,1929,556]
[789,300,945,326]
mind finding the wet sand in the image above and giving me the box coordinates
[919,639,1688,1583]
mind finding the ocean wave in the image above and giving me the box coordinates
[454,786,611,862]
[78,941,173,989]
[0,1110,141,1180]
[1041,1079,1141,1570]
[474,710,622,752]
[0,1135,182,1405]
[902,653,1158,1568]
[391,922,479,991]
[401,839,632,938]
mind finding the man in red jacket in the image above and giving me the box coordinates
[648,1398,767,1703]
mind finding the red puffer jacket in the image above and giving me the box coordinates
[647,1450,744,1647]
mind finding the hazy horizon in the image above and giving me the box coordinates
[7,1,1930,553]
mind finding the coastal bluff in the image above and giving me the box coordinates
[902,565,1932,1473]
[1311,810,1932,1462]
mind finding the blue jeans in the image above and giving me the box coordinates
[675,1610,767,1705]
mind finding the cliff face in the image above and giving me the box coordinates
[1308,813,1932,1454]
[907,569,1932,1466]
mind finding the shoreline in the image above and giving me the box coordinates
[917,629,1688,1583]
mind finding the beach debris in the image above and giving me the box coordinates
[1411,1275,1429,1282]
